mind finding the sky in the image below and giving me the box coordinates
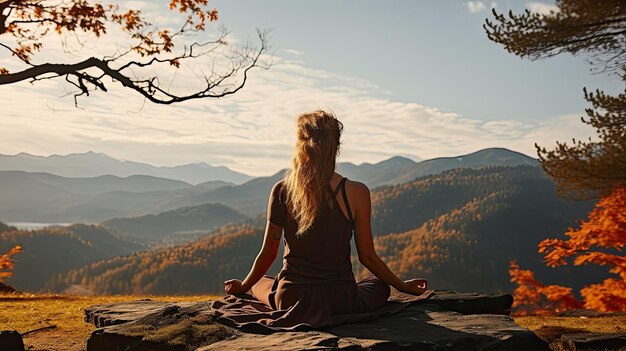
[0,0,623,176]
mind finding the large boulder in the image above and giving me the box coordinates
[84,290,548,351]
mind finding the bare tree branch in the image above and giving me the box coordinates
[0,0,271,106]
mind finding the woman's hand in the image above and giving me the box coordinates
[400,278,428,295]
[224,279,248,295]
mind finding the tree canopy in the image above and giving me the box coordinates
[0,0,269,105]
[510,186,626,314]
[484,0,626,75]
[537,87,626,198]
[485,0,626,198]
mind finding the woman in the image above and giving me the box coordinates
[222,110,429,329]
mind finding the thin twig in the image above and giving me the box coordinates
[21,324,57,336]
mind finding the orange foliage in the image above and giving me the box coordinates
[509,261,583,315]
[511,186,626,314]
[0,245,23,282]
[3,0,218,63]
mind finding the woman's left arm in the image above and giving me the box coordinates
[224,220,282,294]
[225,182,286,295]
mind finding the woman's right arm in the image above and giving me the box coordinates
[351,182,427,295]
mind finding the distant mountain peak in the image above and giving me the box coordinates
[465,147,536,159]
[1,152,43,158]
[73,151,116,159]
[0,151,253,185]
[377,155,417,165]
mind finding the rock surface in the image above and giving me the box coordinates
[85,301,234,351]
[84,290,548,351]
[550,332,626,351]
[0,330,25,351]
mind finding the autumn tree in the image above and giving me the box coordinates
[0,0,269,105]
[539,187,626,311]
[0,245,22,283]
[509,261,583,315]
[509,187,626,313]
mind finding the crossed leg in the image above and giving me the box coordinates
[250,275,275,309]
[356,276,391,312]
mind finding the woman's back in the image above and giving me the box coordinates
[269,178,356,287]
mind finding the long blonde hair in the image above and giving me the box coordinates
[283,110,343,235]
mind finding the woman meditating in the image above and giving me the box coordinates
[221,110,430,330]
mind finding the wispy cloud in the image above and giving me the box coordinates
[0,3,594,176]
[466,1,486,13]
[283,48,303,56]
[526,2,560,15]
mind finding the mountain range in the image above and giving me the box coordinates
[0,171,231,222]
[0,148,539,222]
[0,151,253,185]
[338,147,538,188]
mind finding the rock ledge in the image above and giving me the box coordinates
[84,290,549,351]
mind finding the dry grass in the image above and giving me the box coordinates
[0,293,219,351]
[515,315,626,344]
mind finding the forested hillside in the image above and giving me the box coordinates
[369,166,539,235]
[46,218,280,294]
[0,223,145,291]
[47,166,600,295]
[366,177,600,293]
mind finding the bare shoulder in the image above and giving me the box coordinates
[345,179,370,199]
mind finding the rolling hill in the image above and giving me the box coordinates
[46,166,601,295]
[0,222,146,291]
[153,171,286,216]
[0,171,193,195]
[0,172,230,222]
[101,203,248,244]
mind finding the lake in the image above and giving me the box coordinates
[7,222,73,230]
